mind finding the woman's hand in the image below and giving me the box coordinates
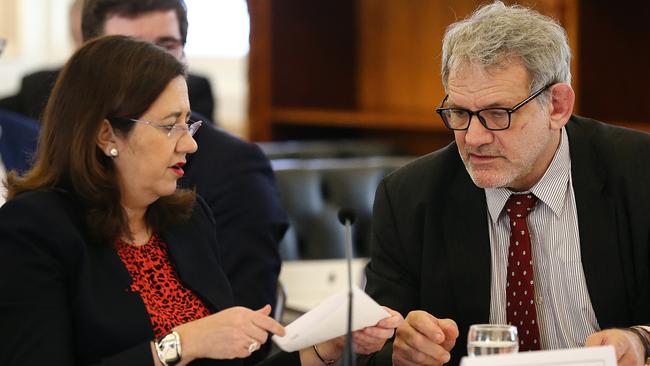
[352,306,404,355]
[299,306,404,365]
[173,304,284,365]
[352,306,404,354]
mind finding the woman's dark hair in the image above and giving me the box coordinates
[6,35,195,244]
[82,0,189,44]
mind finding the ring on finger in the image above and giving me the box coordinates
[248,340,259,353]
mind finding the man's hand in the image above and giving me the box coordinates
[392,310,459,366]
[585,329,645,366]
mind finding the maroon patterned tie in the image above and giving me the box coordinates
[505,193,541,351]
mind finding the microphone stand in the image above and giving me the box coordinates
[338,209,356,366]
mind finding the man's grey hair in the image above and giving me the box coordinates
[441,1,571,104]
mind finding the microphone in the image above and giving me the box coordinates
[338,208,356,366]
[338,209,356,226]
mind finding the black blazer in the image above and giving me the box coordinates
[362,115,650,365]
[0,190,298,366]
[0,69,215,121]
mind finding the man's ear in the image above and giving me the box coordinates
[96,119,118,156]
[548,83,575,130]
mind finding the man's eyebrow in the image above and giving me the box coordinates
[447,99,514,110]
[156,36,182,44]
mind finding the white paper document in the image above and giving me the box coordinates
[460,345,616,366]
[272,285,390,352]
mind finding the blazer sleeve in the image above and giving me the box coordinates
[359,179,421,365]
[209,142,287,310]
[0,194,155,366]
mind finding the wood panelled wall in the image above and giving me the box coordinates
[248,0,648,155]
[578,1,650,129]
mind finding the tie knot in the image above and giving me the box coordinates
[505,193,538,220]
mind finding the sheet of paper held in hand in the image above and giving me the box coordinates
[272,286,390,352]
[460,345,616,366]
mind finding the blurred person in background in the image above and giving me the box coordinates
[0,35,402,366]
[0,0,215,121]
[0,38,40,206]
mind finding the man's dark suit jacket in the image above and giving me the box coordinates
[0,109,39,174]
[0,190,298,366]
[0,69,215,121]
[363,115,650,365]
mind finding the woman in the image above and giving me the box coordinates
[0,35,401,365]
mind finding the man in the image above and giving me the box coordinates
[0,0,215,121]
[81,0,287,362]
[363,2,650,366]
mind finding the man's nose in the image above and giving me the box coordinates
[464,115,494,147]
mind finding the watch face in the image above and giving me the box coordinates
[158,332,181,365]
[162,343,179,359]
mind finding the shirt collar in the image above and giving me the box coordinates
[485,127,571,221]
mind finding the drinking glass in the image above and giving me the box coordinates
[467,324,518,356]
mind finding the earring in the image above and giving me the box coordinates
[109,148,119,157]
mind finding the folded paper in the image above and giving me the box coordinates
[272,286,390,352]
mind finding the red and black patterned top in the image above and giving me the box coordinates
[115,233,212,337]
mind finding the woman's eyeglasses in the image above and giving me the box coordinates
[109,116,203,138]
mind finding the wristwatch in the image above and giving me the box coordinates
[155,331,182,366]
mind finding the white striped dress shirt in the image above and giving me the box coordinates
[485,127,600,349]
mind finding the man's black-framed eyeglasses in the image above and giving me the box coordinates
[435,84,552,131]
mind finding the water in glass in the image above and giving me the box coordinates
[467,324,518,356]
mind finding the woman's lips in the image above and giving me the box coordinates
[170,162,186,176]
[170,166,184,176]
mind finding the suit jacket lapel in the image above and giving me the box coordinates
[85,241,156,341]
[161,220,234,313]
[567,119,628,328]
[442,166,492,325]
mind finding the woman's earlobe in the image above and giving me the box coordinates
[97,119,117,153]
